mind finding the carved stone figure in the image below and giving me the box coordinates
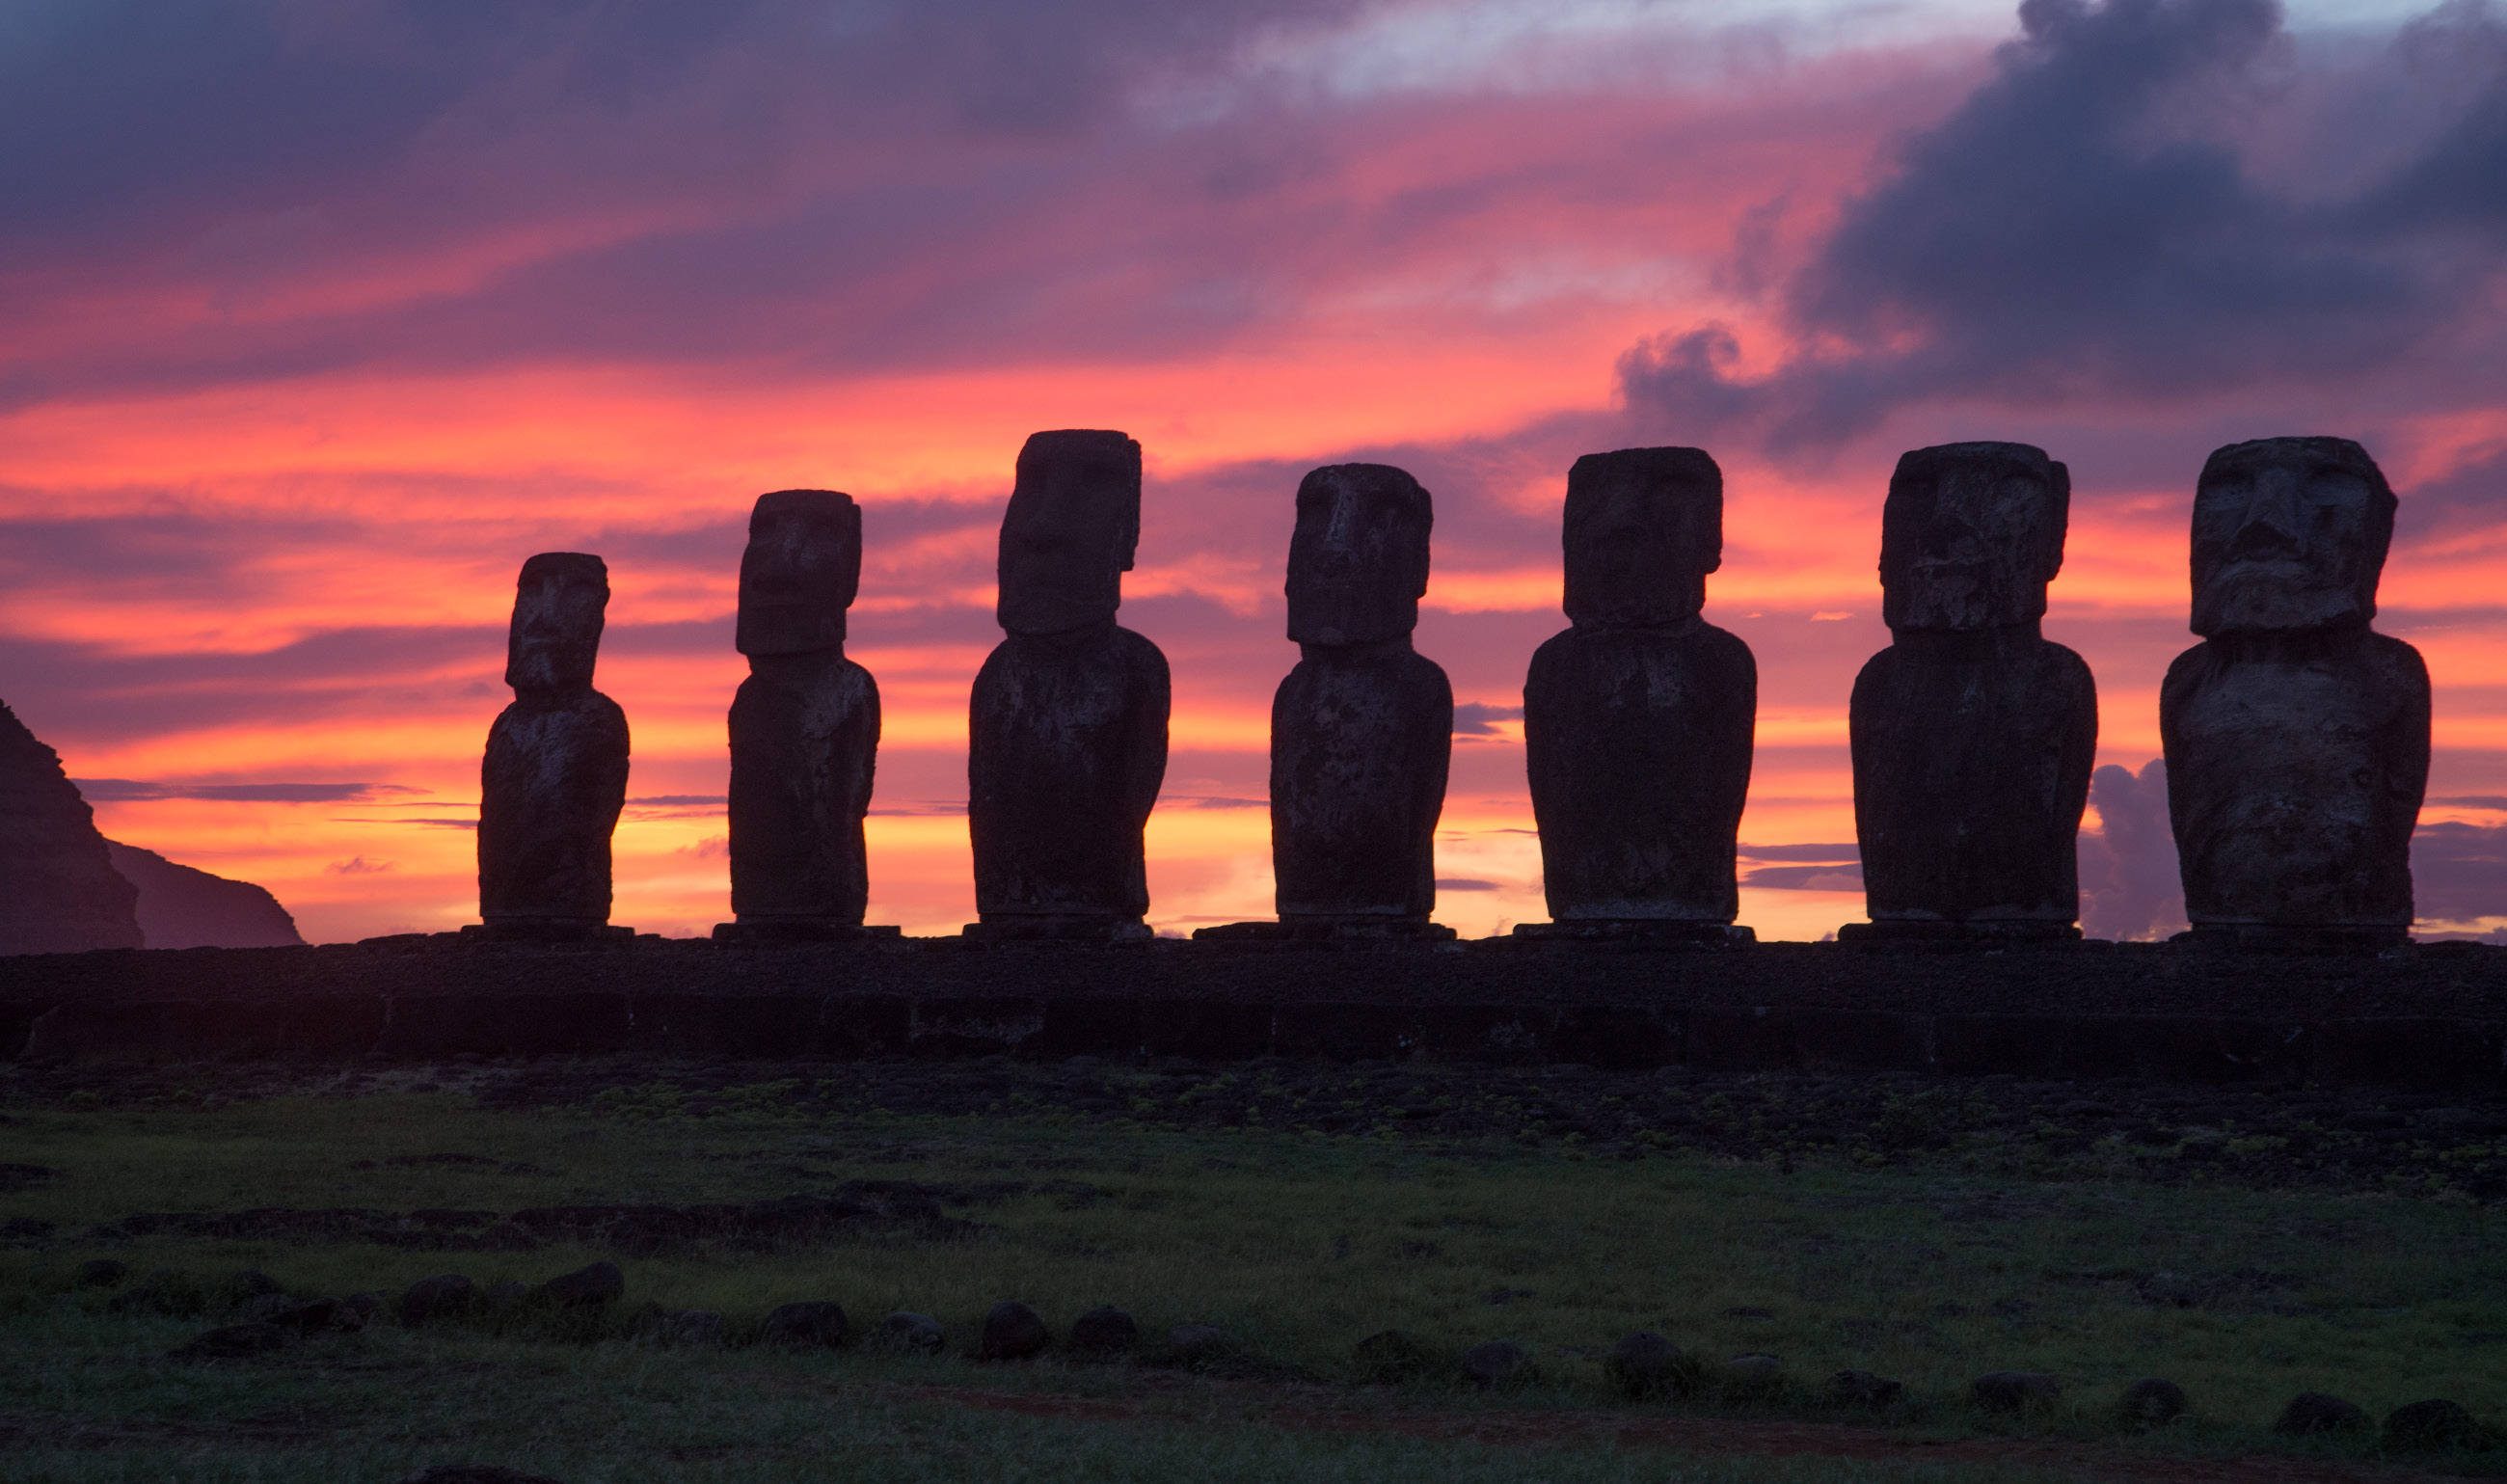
[1519,447,1756,943]
[967,430,1171,938]
[1846,443,2096,941]
[1202,464,1452,940]
[476,553,631,938]
[715,491,888,941]
[2160,437,2428,947]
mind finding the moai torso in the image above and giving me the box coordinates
[2160,438,2429,934]
[478,553,630,927]
[1268,464,1452,925]
[1848,443,2096,931]
[727,491,880,927]
[967,431,1171,931]
[1523,446,1755,925]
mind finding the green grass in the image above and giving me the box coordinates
[4,1069,2506,1479]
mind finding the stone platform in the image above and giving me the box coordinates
[3,935,2504,1089]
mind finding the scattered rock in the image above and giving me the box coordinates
[1721,1353,1786,1401]
[1971,1371,2062,1414]
[395,1467,567,1484]
[1352,1329,1429,1384]
[1168,1324,1240,1368]
[399,1275,480,1328]
[2275,1392,2371,1435]
[343,1292,387,1327]
[1604,1332,1694,1399]
[536,1261,624,1307]
[1825,1369,1903,1410]
[487,1281,530,1311]
[236,1291,298,1324]
[665,1309,724,1347]
[980,1301,1049,1361]
[168,1322,290,1361]
[72,1258,127,1289]
[877,1311,943,1353]
[1065,1305,1138,1355]
[2384,1398,2484,1452]
[1461,1339,1535,1390]
[2117,1378,2186,1429]
[109,1269,210,1319]
[760,1301,849,1349]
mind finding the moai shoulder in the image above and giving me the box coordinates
[966,430,1171,938]
[1846,442,2096,942]
[2160,437,2429,946]
[1520,446,1756,943]
[476,553,632,938]
[1200,464,1454,941]
[718,490,888,941]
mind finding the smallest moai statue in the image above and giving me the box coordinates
[1843,443,2096,943]
[2161,437,2429,950]
[1517,447,1757,946]
[1200,464,1454,941]
[965,430,1172,940]
[474,553,632,939]
[714,491,893,942]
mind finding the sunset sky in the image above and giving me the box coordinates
[5,0,2504,944]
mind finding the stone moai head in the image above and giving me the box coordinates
[505,553,608,693]
[1285,464,1432,646]
[1880,442,2069,632]
[997,429,1142,636]
[737,490,861,657]
[1562,446,1722,628]
[2190,436,2396,638]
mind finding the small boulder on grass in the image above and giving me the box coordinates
[399,1275,480,1329]
[1461,1340,1535,1390]
[1721,1354,1786,1403]
[2384,1399,2486,1452]
[1604,1333,1695,1400]
[1971,1371,2062,1415]
[878,1312,944,1353]
[2275,1392,2370,1436]
[1066,1306,1139,1355]
[1352,1329,1428,1385]
[110,1269,209,1319]
[665,1310,725,1348]
[2116,1378,2186,1430]
[536,1261,624,1307]
[168,1322,291,1362]
[980,1302,1050,1361]
[73,1258,128,1289]
[761,1302,849,1349]
[1168,1324,1241,1369]
[1824,1369,1902,1410]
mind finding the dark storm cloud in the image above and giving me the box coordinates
[1622,0,2507,447]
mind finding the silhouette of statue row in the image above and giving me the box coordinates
[472,432,2429,950]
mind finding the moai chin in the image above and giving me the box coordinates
[1845,442,2097,942]
[966,430,1171,939]
[1518,447,1757,945]
[475,553,632,938]
[715,491,889,942]
[1200,464,1453,941]
[2160,437,2428,948]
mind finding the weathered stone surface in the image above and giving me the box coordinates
[968,433,1170,936]
[535,1260,623,1307]
[979,1300,1051,1360]
[1524,447,1754,928]
[1604,1330,1696,1398]
[104,841,303,949]
[478,554,629,933]
[1066,1305,1139,1354]
[169,1322,291,1361]
[760,1300,849,1348]
[74,1258,128,1289]
[2275,1391,2370,1434]
[877,1310,943,1352]
[2384,1397,2484,1451]
[1352,1328,1429,1383]
[1167,1323,1241,1367]
[725,492,880,934]
[0,700,141,955]
[1970,1370,2062,1413]
[1824,1368,1903,1409]
[1460,1338,1534,1390]
[1848,444,2095,938]
[2162,438,2427,942]
[1721,1352,1787,1401]
[2117,1377,2187,1428]
[398,1274,479,1328]
[1268,465,1451,930]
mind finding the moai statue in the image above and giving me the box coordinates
[966,430,1171,939]
[2160,437,2428,948]
[475,553,632,938]
[1517,447,1757,945]
[1844,443,2096,942]
[1200,465,1453,940]
[714,491,892,942]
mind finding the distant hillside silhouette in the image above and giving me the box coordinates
[104,841,304,950]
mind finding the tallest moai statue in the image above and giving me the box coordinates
[2161,438,2429,949]
[1846,443,2097,942]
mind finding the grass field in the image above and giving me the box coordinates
[4,1056,2505,1481]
